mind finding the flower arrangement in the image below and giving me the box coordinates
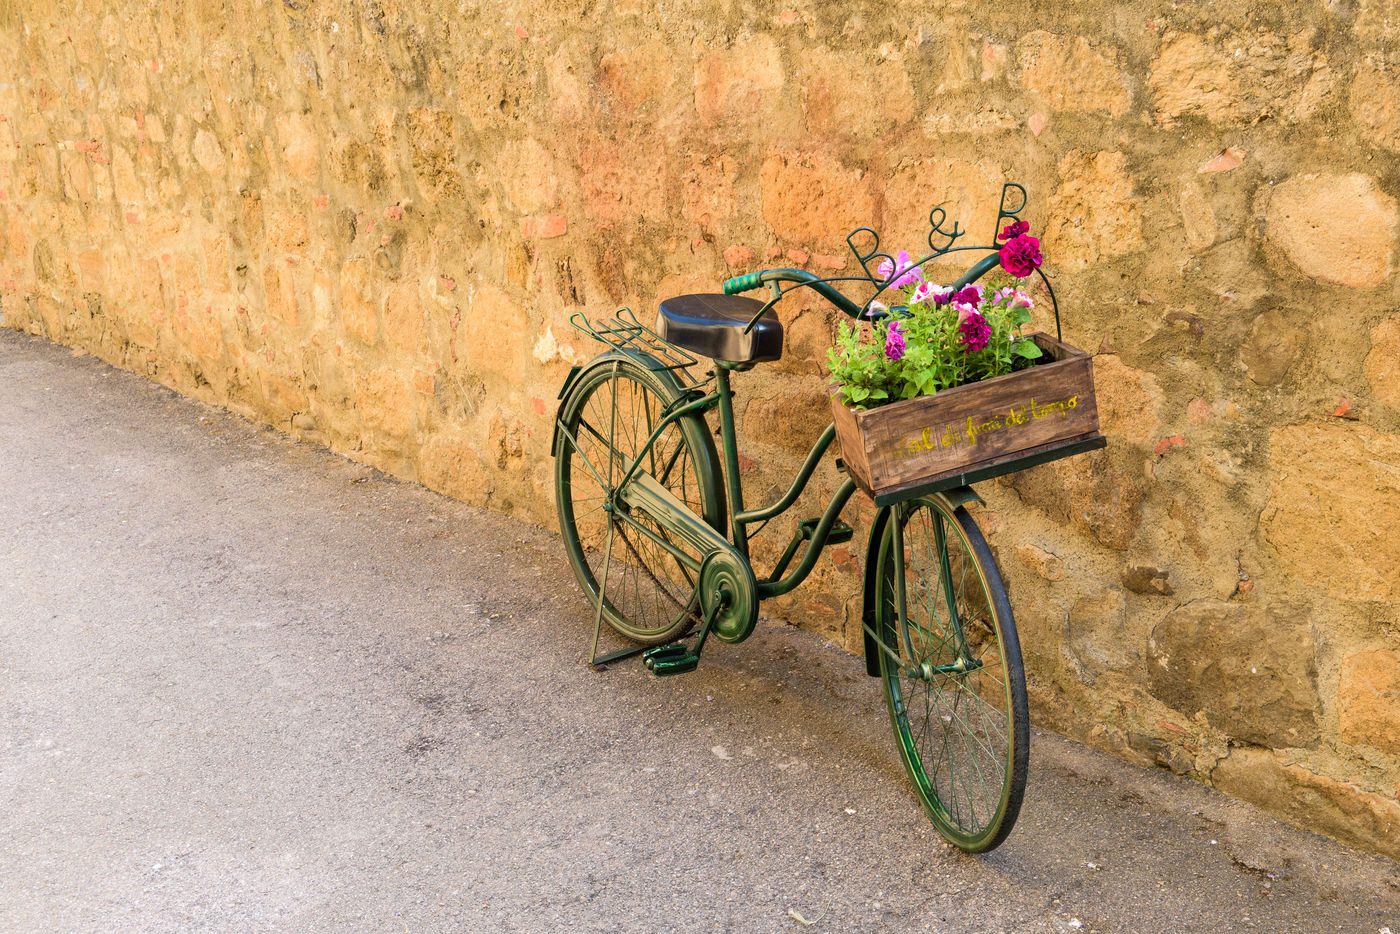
[827,223,1047,409]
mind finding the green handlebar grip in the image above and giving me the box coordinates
[723,272,763,295]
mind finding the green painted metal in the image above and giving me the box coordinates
[932,506,973,662]
[768,516,855,582]
[700,548,759,643]
[712,367,750,562]
[616,471,732,571]
[756,478,858,599]
[643,642,700,675]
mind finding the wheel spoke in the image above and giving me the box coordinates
[877,498,1028,853]
[556,363,716,645]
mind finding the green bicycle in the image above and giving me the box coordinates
[551,187,1100,853]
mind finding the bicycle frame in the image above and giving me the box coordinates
[711,364,858,598]
[559,355,858,601]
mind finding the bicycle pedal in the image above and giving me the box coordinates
[647,652,700,676]
[643,643,691,664]
[797,517,855,545]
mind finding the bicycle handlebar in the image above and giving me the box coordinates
[722,268,865,318]
[722,272,764,295]
[723,250,1008,320]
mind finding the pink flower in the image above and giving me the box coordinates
[876,250,924,288]
[994,286,1033,308]
[952,285,984,307]
[999,234,1042,277]
[958,308,991,352]
[1000,220,1029,240]
[910,281,942,304]
[884,320,906,361]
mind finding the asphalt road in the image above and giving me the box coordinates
[2,328,1397,934]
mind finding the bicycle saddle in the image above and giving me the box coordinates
[656,293,783,365]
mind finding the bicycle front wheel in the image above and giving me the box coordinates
[554,357,723,645]
[874,496,1029,853]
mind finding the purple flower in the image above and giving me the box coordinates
[952,285,984,307]
[1000,220,1029,241]
[999,234,1042,277]
[884,320,906,361]
[876,250,924,288]
[958,307,991,352]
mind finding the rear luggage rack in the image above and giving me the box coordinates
[570,307,700,374]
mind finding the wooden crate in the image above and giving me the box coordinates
[831,333,1104,504]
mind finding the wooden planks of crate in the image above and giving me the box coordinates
[831,333,1106,506]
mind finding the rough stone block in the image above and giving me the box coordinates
[1092,354,1162,446]
[356,367,413,438]
[1339,649,1400,755]
[384,279,428,355]
[694,35,783,126]
[1213,746,1400,861]
[276,112,318,180]
[743,389,833,457]
[1262,422,1400,602]
[760,152,875,246]
[1015,543,1065,581]
[1263,173,1396,288]
[1007,448,1144,551]
[418,433,492,507]
[1122,565,1173,596]
[1016,31,1129,115]
[1349,60,1400,152]
[1240,309,1302,387]
[1148,599,1320,748]
[1044,150,1144,268]
[1364,315,1400,411]
[800,49,914,137]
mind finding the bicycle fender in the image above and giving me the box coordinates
[861,505,893,677]
[936,486,984,511]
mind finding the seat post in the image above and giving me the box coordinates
[713,364,749,560]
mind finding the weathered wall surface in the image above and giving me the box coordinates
[1,0,1397,857]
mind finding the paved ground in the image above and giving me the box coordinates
[1,327,1398,934]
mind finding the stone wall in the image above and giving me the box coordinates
[1,0,1397,858]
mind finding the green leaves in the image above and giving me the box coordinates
[828,275,1042,410]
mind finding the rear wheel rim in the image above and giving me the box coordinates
[556,364,716,644]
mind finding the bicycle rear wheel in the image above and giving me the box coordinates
[873,496,1029,853]
[554,357,723,645]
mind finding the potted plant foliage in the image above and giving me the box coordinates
[826,187,1104,503]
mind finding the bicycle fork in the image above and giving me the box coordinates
[861,498,984,682]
